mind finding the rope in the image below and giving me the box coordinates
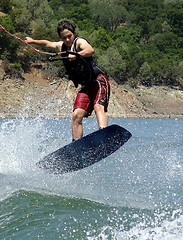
[0,24,60,56]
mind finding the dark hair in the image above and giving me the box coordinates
[57,20,76,37]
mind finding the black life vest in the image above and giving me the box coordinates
[61,35,103,87]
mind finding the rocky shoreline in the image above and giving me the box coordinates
[0,65,183,119]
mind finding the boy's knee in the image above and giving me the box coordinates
[72,109,84,123]
[94,104,105,113]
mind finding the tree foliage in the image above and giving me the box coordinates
[0,15,19,60]
[0,0,13,13]
[89,0,129,32]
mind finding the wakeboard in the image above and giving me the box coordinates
[36,124,132,174]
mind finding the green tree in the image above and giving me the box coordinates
[91,27,111,51]
[176,61,183,89]
[126,0,164,36]
[166,2,183,36]
[149,32,178,53]
[12,0,54,36]
[150,58,178,85]
[34,1,54,27]
[0,0,13,13]
[139,62,152,86]
[0,15,19,61]
[13,8,32,32]
[113,26,141,45]
[97,47,127,82]
[89,0,129,32]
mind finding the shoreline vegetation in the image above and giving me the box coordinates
[0,64,183,119]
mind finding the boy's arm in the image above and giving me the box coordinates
[76,38,94,57]
[25,37,62,51]
[68,38,94,61]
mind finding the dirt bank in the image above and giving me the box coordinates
[0,65,183,118]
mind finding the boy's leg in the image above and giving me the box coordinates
[94,103,108,129]
[72,108,87,141]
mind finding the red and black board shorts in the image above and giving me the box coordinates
[73,73,110,117]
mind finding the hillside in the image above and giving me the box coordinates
[0,63,183,119]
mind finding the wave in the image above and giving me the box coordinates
[0,189,182,240]
[0,118,182,209]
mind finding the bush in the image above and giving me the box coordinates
[0,0,12,13]
[0,15,19,61]
[97,47,127,83]
[91,27,111,51]
[139,62,152,86]
[150,58,178,86]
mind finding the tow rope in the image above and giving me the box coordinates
[0,24,62,56]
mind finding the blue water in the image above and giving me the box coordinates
[0,118,183,239]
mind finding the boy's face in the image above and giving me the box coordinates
[60,29,76,48]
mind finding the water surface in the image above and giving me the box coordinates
[0,118,182,239]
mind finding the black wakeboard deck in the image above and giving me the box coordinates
[36,124,132,174]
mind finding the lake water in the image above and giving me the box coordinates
[0,118,182,239]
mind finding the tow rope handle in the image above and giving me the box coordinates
[48,50,81,61]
